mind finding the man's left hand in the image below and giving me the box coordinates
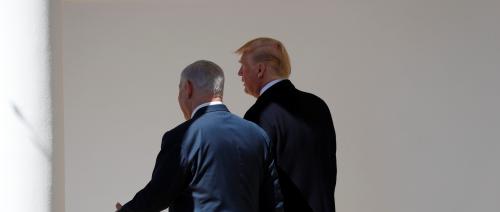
[115,202,123,211]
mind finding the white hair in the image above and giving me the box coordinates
[181,60,225,97]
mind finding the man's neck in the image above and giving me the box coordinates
[190,97,223,118]
[259,78,285,96]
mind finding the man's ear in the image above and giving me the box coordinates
[186,80,194,98]
[257,63,266,79]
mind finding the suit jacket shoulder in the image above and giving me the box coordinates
[244,79,336,212]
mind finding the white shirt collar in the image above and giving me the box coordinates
[259,79,285,96]
[191,101,223,118]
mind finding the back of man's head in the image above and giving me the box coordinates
[181,60,225,98]
[235,37,291,78]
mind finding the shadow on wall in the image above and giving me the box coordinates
[11,101,51,161]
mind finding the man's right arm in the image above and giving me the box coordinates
[119,132,188,212]
[260,133,284,212]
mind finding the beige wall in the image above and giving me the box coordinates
[51,0,65,211]
[63,0,500,211]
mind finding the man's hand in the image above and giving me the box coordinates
[115,202,123,211]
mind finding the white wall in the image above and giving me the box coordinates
[63,0,500,211]
[0,1,57,211]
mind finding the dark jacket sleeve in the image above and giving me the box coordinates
[120,132,187,212]
[261,145,284,211]
[256,124,283,212]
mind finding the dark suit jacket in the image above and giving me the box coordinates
[244,80,336,212]
[121,104,283,212]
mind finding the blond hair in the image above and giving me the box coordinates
[235,37,291,78]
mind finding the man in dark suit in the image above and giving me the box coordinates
[116,60,283,212]
[235,38,337,212]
